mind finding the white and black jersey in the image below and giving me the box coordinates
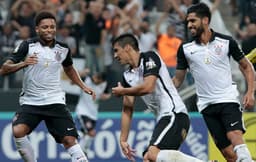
[75,77,107,120]
[123,51,188,121]
[177,30,243,112]
[9,37,72,106]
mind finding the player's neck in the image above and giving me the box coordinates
[200,29,212,45]
[130,52,140,68]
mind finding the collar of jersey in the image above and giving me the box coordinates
[194,29,216,44]
[37,37,56,48]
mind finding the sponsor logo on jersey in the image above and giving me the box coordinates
[145,58,156,70]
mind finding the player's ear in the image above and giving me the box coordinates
[202,16,209,25]
[124,44,129,51]
[35,26,39,34]
[125,44,133,52]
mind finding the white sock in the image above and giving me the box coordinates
[79,135,93,152]
[14,136,37,162]
[234,144,252,162]
[156,150,203,162]
[67,144,89,162]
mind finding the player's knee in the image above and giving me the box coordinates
[227,130,243,143]
[62,136,77,148]
[88,129,96,137]
[143,152,154,162]
[146,146,159,161]
[12,124,30,138]
[221,146,237,162]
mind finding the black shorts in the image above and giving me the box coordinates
[77,115,96,133]
[12,104,79,143]
[201,102,245,149]
[148,113,190,150]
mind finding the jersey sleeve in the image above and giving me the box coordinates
[62,49,73,67]
[142,51,161,77]
[176,44,189,70]
[9,41,29,63]
[122,75,131,88]
[229,37,245,62]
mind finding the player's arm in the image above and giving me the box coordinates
[62,48,95,98]
[120,95,136,161]
[112,75,157,96]
[230,37,255,108]
[172,43,188,88]
[1,59,27,75]
[172,69,187,88]
[0,41,31,75]
[120,95,135,142]
[63,65,95,98]
[238,57,255,109]
[127,75,157,96]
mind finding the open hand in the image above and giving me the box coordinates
[120,141,136,162]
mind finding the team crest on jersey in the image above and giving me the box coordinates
[55,51,62,61]
[214,44,223,55]
[145,57,156,70]
[181,128,187,141]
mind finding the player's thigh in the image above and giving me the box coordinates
[12,105,42,137]
[77,115,96,135]
[44,104,79,143]
[202,106,231,149]
[221,103,245,133]
[149,113,189,150]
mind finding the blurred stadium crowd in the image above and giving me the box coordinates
[0,0,255,111]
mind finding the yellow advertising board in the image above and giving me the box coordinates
[208,112,256,161]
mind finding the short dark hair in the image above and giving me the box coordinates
[96,72,107,81]
[112,33,139,51]
[187,2,211,23]
[35,11,56,26]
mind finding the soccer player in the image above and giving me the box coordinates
[111,33,202,162]
[0,11,95,162]
[173,3,254,162]
[75,71,111,155]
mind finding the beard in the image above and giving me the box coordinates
[191,24,204,39]
[190,22,204,39]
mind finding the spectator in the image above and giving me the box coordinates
[0,22,17,88]
[238,0,256,30]
[14,25,31,47]
[13,25,32,87]
[155,13,182,77]
[200,0,232,36]
[241,22,256,70]
[241,22,256,54]
[167,0,186,41]
[137,20,156,52]
[57,25,77,56]
[10,0,43,37]
[75,70,110,157]
[81,1,106,74]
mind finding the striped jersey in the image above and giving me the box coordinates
[177,31,243,112]
[9,37,73,106]
[123,51,188,121]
